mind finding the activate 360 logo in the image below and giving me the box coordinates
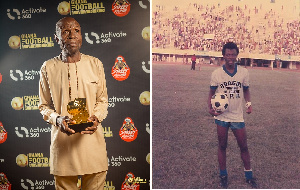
[7,6,46,20]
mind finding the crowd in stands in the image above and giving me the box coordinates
[152,3,300,56]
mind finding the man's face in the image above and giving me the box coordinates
[55,18,82,54]
[223,49,238,67]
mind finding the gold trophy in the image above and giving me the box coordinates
[67,98,93,133]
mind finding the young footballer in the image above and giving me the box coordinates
[208,42,257,188]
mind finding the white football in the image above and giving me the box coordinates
[211,93,229,113]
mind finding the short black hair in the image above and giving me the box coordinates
[222,42,239,55]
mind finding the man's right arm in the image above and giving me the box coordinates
[38,64,59,125]
[208,88,222,116]
[38,64,75,134]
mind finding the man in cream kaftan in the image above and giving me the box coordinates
[39,17,108,189]
[39,54,108,175]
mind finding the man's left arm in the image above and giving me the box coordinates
[82,60,108,134]
[92,61,108,122]
[243,87,252,114]
[243,69,251,114]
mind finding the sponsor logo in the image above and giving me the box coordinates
[10,69,40,81]
[141,26,150,41]
[0,122,8,144]
[138,0,149,9]
[77,179,115,190]
[146,153,150,164]
[10,70,23,81]
[21,179,55,190]
[58,0,105,15]
[15,126,51,138]
[8,35,20,49]
[0,132,7,144]
[7,7,46,20]
[119,117,138,142]
[16,154,28,167]
[16,153,49,168]
[108,96,131,108]
[108,155,136,167]
[139,91,150,106]
[112,0,131,17]
[11,95,39,110]
[85,31,127,45]
[21,179,34,190]
[104,181,115,190]
[142,61,150,73]
[11,97,23,110]
[146,123,150,134]
[103,126,113,137]
[23,95,39,110]
[8,33,54,49]
[7,9,20,20]
[57,1,70,15]
[121,173,147,190]
[77,178,82,189]
[112,56,130,81]
[121,172,140,190]
[0,173,11,190]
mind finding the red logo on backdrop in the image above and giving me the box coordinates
[112,0,131,17]
[0,173,11,190]
[0,122,7,144]
[121,172,140,190]
[119,117,138,142]
[0,73,2,83]
[111,56,130,81]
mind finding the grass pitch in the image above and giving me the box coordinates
[152,63,300,189]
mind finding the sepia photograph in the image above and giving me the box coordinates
[152,0,300,189]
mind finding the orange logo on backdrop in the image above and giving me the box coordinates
[121,172,140,190]
[111,56,130,81]
[0,173,11,190]
[112,0,130,17]
[119,117,138,142]
[0,122,7,144]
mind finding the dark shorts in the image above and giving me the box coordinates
[215,119,245,130]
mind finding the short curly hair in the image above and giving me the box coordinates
[222,42,239,55]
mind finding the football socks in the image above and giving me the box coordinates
[220,169,228,176]
[244,169,253,180]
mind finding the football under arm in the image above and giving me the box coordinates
[208,88,217,110]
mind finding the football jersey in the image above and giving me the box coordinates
[210,64,249,122]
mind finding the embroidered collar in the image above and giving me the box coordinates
[223,64,237,77]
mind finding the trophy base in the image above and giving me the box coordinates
[68,122,93,133]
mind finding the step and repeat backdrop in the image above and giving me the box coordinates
[0,0,150,189]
